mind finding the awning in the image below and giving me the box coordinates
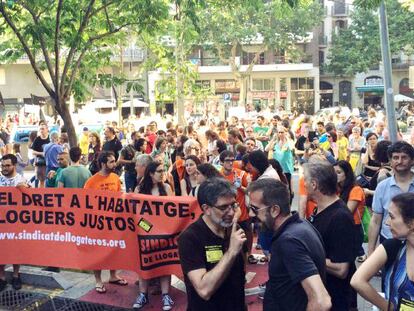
[356,85,384,93]
[122,99,149,108]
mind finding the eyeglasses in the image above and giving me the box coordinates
[211,202,238,213]
[223,158,235,163]
[249,203,272,215]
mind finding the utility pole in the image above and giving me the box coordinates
[379,0,398,142]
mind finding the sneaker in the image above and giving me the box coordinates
[162,294,174,311]
[258,282,266,300]
[11,277,22,290]
[133,293,148,310]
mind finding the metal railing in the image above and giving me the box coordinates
[392,59,414,69]
[319,35,328,46]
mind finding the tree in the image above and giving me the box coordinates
[399,0,414,11]
[326,0,414,76]
[196,0,324,106]
[0,0,168,147]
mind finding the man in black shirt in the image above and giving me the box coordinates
[102,126,122,175]
[178,178,246,311]
[247,178,331,311]
[30,121,50,188]
[304,161,357,311]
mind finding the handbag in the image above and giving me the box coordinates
[356,174,370,188]
[357,206,371,243]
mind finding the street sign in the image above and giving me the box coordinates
[223,93,231,102]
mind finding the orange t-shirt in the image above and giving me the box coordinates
[221,168,250,222]
[84,172,121,192]
[298,176,317,219]
[348,186,366,225]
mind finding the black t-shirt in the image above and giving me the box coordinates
[265,213,326,311]
[178,217,245,311]
[309,199,356,311]
[120,144,136,173]
[31,136,50,153]
[102,137,122,160]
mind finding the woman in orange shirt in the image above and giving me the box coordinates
[334,160,366,262]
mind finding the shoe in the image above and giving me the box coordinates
[0,279,7,292]
[162,294,174,311]
[11,277,22,290]
[133,293,148,310]
[258,291,265,300]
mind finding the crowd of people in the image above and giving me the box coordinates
[0,106,413,310]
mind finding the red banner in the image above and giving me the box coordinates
[0,188,201,279]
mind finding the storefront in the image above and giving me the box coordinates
[356,76,384,109]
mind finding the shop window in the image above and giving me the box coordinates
[252,78,274,91]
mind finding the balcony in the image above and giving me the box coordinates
[392,59,414,70]
[332,3,349,17]
[319,35,328,46]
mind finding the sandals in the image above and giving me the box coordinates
[248,255,258,264]
[259,256,269,263]
[357,255,367,263]
[95,284,106,294]
[108,278,128,286]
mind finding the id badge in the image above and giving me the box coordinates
[399,297,414,310]
[205,245,223,263]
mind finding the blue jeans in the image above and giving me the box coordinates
[124,171,137,193]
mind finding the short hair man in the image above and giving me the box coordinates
[304,161,356,310]
[57,147,91,188]
[84,151,126,293]
[134,154,153,189]
[0,154,28,291]
[247,178,331,311]
[368,141,414,254]
[46,151,69,188]
[178,178,246,310]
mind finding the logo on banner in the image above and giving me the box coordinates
[138,232,181,270]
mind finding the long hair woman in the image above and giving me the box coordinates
[180,155,201,196]
[134,161,174,310]
[334,160,366,262]
[351,193,414,311]
[88,132,101,175]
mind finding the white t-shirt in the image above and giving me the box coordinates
[0,174,27,187]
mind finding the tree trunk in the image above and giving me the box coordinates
[58,97,78,147]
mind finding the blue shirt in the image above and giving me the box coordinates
[273,142,294,174]
[373,175,414,238]
[43,142,64,169]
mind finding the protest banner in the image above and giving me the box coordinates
[0,187,201,279]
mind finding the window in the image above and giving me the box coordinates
[291,78,314,90]
[242,52,265,65]
[252,79,274,91]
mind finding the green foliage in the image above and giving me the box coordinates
[326,0,414,76]
[197,0,324,73]
[0,0,169,103]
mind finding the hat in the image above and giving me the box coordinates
[83,127,88,131]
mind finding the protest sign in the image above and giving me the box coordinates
[0,187,201,278]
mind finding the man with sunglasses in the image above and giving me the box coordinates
[178,178,247,310]
[247,178,331,311]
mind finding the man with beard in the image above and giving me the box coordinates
[102,127,122,174]
[247,178,331,311]
[178,178,246,310]
[0,154,28,291]
[84,151,127,293]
